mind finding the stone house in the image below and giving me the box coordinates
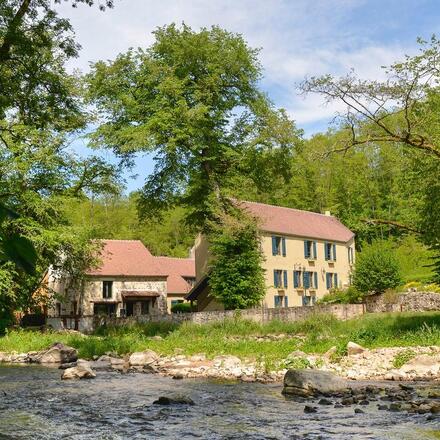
[47,240,195,325]
[187,201,355,311]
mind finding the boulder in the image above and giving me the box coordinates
[33,343,78,364]
[129,350,159,367]
[153,395,195,405]
[283,369,348,397]
[347,342,366,355]
[398,354,440,377]
[323,346,337,359]
[61,365,96,380]
[213,355,241,369]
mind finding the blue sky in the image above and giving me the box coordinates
[59,0,440,192]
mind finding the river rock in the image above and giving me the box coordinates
[213,355,241,369]
[33,343,78,364]
[323,346,337,359]
[398,354,440,377]
[347,342,366,355]
[61,365,96,380]
[129,350,159,367]
[153,395,195,405]
[283,369,348,397]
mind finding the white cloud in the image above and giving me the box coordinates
[55,0,417,132]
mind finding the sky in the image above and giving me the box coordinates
[57,0,440,191]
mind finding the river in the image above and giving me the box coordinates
[0,365,438,439]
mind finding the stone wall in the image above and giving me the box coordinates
[365,291,440,313]
[48,303,365,333]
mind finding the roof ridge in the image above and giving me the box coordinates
[155,256,195,261]
[241,200,333,217]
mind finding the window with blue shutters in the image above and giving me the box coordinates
[272,236,286,256]
[274,295,283,308]
[325,242,337,261]
[325,273,338,290]
[304,241,317,259]
[302,295,311,306]
[274,269,283,288]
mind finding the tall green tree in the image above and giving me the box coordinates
[0,0,119,321]
[87,24,301,228]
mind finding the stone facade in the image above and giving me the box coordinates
[365,291,440,313]
[47,271,167,319]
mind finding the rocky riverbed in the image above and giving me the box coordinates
[1,340,439,383]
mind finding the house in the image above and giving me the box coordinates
[186,201,355,311]
[47,240,195,324]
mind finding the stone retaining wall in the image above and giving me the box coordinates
[48,303,365,333]
[365,291,440,313]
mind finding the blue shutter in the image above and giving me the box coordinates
[304,240,308,258]
[326,273,331,289]
[282,237,286,256]
[314,272,318,289]
[274,296,280,307]
[284,296,288,307]
[333,244,337,261]
[324,243,329,260]
[293,271,299,288]
[273,270,278,287]
[303,272,310,289]
[283,270,288,288]
[334,273,338,288]
[313,241,317,259]
[272,236,277,256]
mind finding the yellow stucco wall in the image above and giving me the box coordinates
[261,233,355,307]
[192,230,355,310]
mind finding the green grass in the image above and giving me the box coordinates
[1,312,439,365]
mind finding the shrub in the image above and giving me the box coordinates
[318,286,363,304]
[393,349,416,368]
[353,241,402,294]
[171,302,192,313]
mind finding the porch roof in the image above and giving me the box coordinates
[121,290,160,299]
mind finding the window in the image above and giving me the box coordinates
[348,247,354,264]
[326,273,339,290]
[303,271,318,289]
[302,295,311,306]
[141,301,150,315]
[56,303,61,317]
[274,295,288,308]
[272,236,286,256]
[324,242,337,261]
[293,270,302,288]
[274,270,288,288]
[102,281,113,299]
[93,303,116,316]
[304,240,317,259]
[171,299,184,306]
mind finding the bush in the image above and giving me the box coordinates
[171,302,192,313]
[354,241,402,294]
[393,349,416,368]
[319,286,363,304]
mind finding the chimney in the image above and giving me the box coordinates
[324,210,331,216]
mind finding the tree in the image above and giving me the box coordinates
[87,24,301,228]
[0,0,120,319]
[300,37,440,280]
[353,241,402,294]
[208,213,266,309]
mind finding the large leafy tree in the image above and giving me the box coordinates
[87,24,301,228]
[0,0,119,322]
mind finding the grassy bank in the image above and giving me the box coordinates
[0,312,439,364]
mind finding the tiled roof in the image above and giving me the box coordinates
[154,256,195,294]
[239,201,354,243]
[86,240,167,277]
